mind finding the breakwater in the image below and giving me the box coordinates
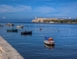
[0,36,24,59]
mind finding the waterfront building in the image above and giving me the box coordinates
[32,17,58,23]
[32,17,77,23]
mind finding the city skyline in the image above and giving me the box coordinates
[0,0,77,22]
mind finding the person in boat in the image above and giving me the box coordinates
[45,37,53,41]
[48,37,53,41]
[48,37,54,44]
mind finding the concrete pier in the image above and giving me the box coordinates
[0,36,24,59]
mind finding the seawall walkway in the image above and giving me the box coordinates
[0,36,24,59]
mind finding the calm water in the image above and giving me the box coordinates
[0,23,77,59]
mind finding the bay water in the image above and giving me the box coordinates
[0,23,77,59]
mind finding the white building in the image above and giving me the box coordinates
[32,17,58,23]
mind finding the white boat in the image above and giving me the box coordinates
[16,25,24,28]
[44,43,54,49]
[6,23,14,26]
[44,40,54,45]
[44,37,54,46]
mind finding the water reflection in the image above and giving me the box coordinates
[44,43,55,49]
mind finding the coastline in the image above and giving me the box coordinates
[0,36,24,59]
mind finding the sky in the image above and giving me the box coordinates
[0,0,77,22]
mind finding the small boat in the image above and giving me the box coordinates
[6,23,14,26]
[16,25,24,28]
[21,31,32,35]
[7,29,18,32]
[44,37,54,46]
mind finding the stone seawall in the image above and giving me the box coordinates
[0,36,24,59]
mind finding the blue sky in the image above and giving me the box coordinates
[0,0,77,22]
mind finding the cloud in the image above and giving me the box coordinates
[34,6,55,13]
[0,5,32,12]
[0,2,77,18]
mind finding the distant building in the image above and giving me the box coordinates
[32,17,58,23]
[32,17,77,23]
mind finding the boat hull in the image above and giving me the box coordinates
[44,40,54,46]
[6,23,14,26]
[16,25,23,28]
[44,43,54,46]
[21,31,32,35]
[7,29,18,32]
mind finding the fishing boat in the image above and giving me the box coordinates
[21,31,32,35]
[16,25,24,28]
[7,29,18,32]
[21,33,32,36]
[6,23,14,26]
[44,37,54,46]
